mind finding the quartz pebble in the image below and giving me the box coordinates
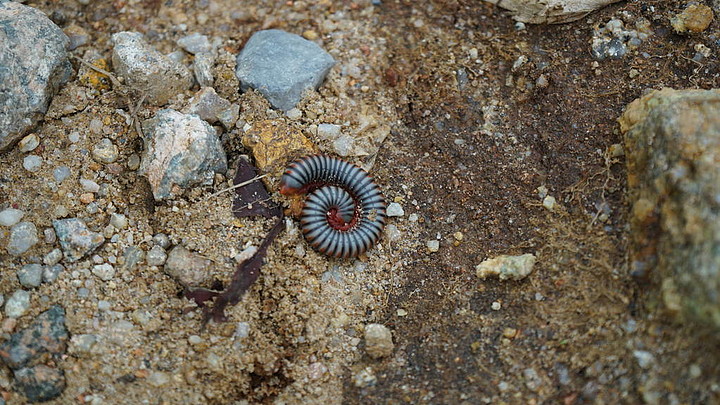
[92,263,115,281]
[177,33,211,54]
[43,248,63,265]
[7,221,39,256]
[426,240,440,253]
[53,166,71,183]
[0,208,25,227]
[5,290,31,318]
[79,179,100,193]
[386,202,404,217]
[22,155,42,172]
[17,264,43,288]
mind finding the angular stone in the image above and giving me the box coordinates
[164,245,212,287]
[242,119,316,176]
[0,1,72,151]
[364,323,394,359]
[111,31,193,105]
[620,88,720,330]
[140,109,227,200]
[0,306,68,369]
[235,29,336,111]
[52,218,104,262]
[14,365,66,403]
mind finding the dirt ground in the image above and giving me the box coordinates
[2,0,720,403]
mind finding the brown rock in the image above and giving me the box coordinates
[242,119,317,176]
[671,4,713,34]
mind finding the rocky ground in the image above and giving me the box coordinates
[1,0,720,404]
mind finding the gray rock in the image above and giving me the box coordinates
[109,213,128,230]
[0,306,68,369]
[620,88,720,330]
[183,87,238,129]
[140,109,227,200]
[14,365,65,403]
[235,29,336,111]
[22,155,42,172]
[7,221,39,256]
[164,245,212,286]
[17,264,43,288]
[111,31,193,105]
[4,290,31,318]
[192,51,214,87]
[52,218,104,262]
[52,166,71,183]
[0,2,72,151]
[0,208,24,227]
[386,202,404,217]
[177,33,211,54]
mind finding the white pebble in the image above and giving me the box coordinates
[234,245,258,263]
[146,246,168,266]
[408,213,419,222]
[0,208,24,227]
[426,240,439,252]
[92,263,116,281]
[68,131,81,143]
[491,301,502,310]
[109,213,128,230]
[22,155,42,172]
[53,166,71,183]
[543,195,557,211]
[384,224,401,242]
[386,202,404,217]
[317,123,341,140]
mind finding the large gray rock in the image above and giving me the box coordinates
[620,88,720,330]
[235,29,335,111]
[111,31,193,105]
[0,1,72,151]
[140,109,227,200]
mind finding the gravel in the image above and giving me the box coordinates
[91,138,119,164]
[146,245,168,266]
[22,155,42,172]
[386,202,404,217]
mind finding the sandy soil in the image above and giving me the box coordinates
[1,0,719,404]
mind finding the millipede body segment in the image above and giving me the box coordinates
[280,155,387,258]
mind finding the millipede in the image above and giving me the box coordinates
[279,155,387,258]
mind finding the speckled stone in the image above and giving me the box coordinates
[7,221,39,256]
[52,218,104,262]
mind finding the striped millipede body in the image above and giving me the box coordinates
[280,155,387,258]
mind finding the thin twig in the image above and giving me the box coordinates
[204,174,268,201]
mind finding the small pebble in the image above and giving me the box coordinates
[44,228,57,244]
[43,264,64,283]
[92,138,119,163]
[79,193,95,204]
[0,208,25,227]
[109,213,128,230]
[97,300,111,311]
[153,233,171,248]
[147,371,170,387]
[17,264,43,288]
[426,240,439,253]
[43,248,63,266]
[408,213,419,222]
[317,123,341,140]
[79,179,100,193]
[22,155,42,172]
[453,231,463,241]
[491,301,502,310]
[285,108,302,120]
[177,33,211,54]
[92,263,115,281]
[7,221,39,256]
[5,290,31,318]
[364,323,394,358]
[386,202,404,217]
[53,166,71,183]
[234,245,257,263]
[18,134,40,152]
[68,131,81,143]
[146,245,168,266]
[384,224,401,242]
[127,154,141,170]
[543,195,557,211]
[396,309,407,317]
[633,350,655,370]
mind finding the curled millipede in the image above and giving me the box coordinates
[280,155,387,258]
